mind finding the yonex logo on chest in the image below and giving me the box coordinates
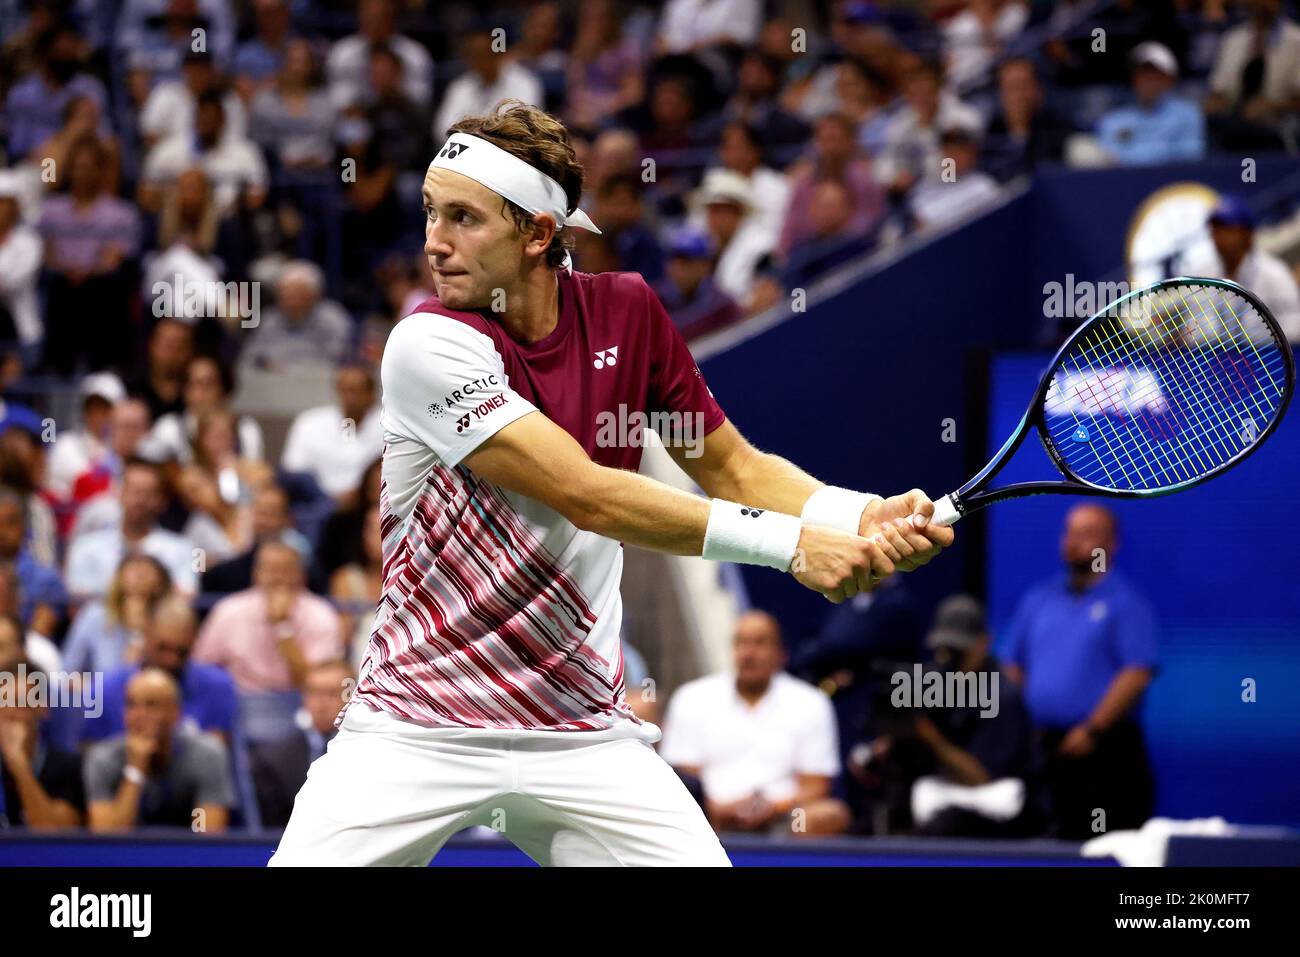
[594,346,619,369]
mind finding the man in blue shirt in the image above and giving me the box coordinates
[998,504,1157,839]
[1096,41,1205,166]
[83,595,236,744]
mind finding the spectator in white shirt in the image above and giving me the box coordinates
[434,29,544,139]
[140,355,264,467]
[943,0,1029,93]
[327,0,433,112]
[138,49,248,152]
[656,0,762,54]
[46,372,127,503]
[695,122,790,253]
[141,91,268,217]
[281,365,383,500]
[876,58,983,198]
[64,458,198,602]
[1205,0,1300,130]
[1179,195,1300,343]
[692,169,774,311]
[909,124,1003,232]
[660,610,851,837]
[0,173,42,364]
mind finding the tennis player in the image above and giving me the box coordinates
[269,101,953,867]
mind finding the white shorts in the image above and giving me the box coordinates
[269,703,731,867]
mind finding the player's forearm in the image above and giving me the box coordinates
[703,446,825,518]
[575,464,715,555]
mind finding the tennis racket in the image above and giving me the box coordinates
[930,276,1295,526]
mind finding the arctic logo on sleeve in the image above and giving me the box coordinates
[455,393,510,433]
[428,375,500,420]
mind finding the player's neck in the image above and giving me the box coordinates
[495,267,561,346]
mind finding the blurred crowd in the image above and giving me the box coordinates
[0,0,1294,836]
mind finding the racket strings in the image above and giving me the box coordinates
[1044,282,1289,491]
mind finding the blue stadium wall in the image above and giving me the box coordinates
[699,160,1300,827]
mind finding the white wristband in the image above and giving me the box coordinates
[702,499,803,571]
[123,765,146,786]
[801,485,881,535]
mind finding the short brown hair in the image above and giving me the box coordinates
[448,100,586,269]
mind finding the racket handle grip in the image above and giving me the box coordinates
[929,493,962,527]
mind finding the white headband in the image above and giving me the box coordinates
[428,132,601,235]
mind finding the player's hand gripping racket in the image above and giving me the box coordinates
[929,277,1295,526]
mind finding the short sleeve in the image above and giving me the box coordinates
[192,735,237,808]
[1113,591,1158,670]
[297,600,344,664]
[642,280,726,438]
[191,601,231,668]
[794,689,841,778]
[83,742,122,802]
[381,312,538,467]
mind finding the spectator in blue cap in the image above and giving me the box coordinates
[653,227,742,342]
[1180,195,1300,343]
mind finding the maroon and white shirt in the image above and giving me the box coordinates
[346,268,726,732]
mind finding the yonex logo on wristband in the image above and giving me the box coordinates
[740,507,765,517]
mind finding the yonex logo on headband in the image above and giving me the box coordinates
[438,142,471,160]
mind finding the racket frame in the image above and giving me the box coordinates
[940,276,1296,521]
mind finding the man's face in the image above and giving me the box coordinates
[422,167,535,311]
[278,276,318,319]
[124,675,179,739]
[733,615,783,686]
[1133,64,1173,104]
[667,255,710,295]
[905,71,940,118]
[251,487,290,541]
[1210,222,1253,264]
[184,358,223,413]
[151,320,194,375]
[0,501,24,557]
[814,118,854,164]
[303,666,350,732]
[705,202,744,244]
[599,185,641,229]
[999,61,1040,116]
[143,615,195,676]
[720,127,759,173]
[1062,505,1117,570]
[809,181,852,238]
[336,368,374,418]
[195,103,224,144]
[254,544,303,591]
[112,401,150,457]
[463,33,496,78]
[120,465,164,528]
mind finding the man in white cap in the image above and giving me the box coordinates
[46,372,128,504]
[1096,41,1205,166]
[692,167,774,310]
[269,100,954,867]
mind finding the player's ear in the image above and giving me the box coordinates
[523,213,558,259]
